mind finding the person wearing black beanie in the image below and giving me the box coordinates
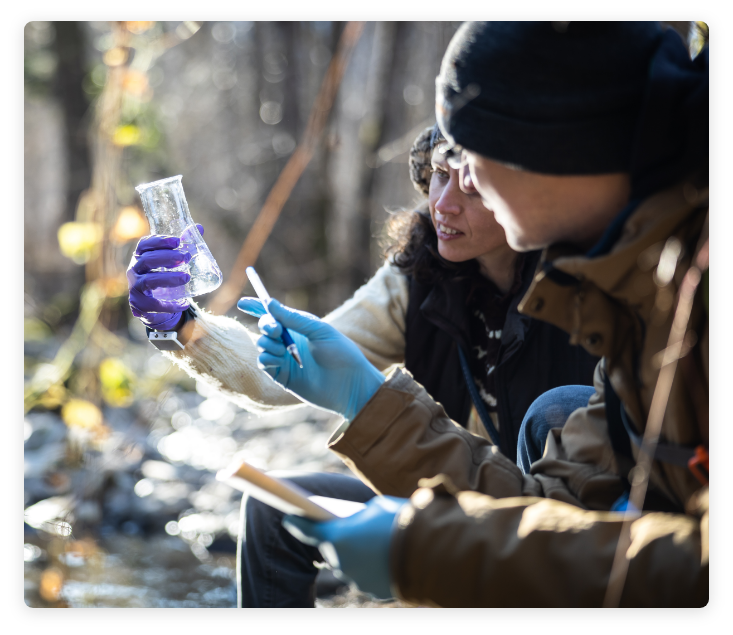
[269,22,709,607]
[436,21,708,252]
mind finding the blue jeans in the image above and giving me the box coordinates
[238,470,375,607]
[516,385,596,474]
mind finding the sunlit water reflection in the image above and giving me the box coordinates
[24,533,237,608]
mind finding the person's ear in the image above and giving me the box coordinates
[459,161,477,194]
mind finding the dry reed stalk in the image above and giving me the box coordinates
[602,234,709,607]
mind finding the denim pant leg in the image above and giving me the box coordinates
[237,470,376,608]
[517,385,596,474]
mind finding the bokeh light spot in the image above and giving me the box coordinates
[39,568,64,602]
[259,101,283,125]
[103,47,128,67]
[57,222,103,264]
[134,478,155,498]
[165,520,180,536]
[403,84,424,106]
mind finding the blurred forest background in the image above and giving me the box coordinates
[23,21,708,608]
[25,21,462,320]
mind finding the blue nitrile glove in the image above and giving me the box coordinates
[610,491,640,513]
[283,496,407,599]
[243,299,385,421]
[127,225,204,330]
[236,297,268,319]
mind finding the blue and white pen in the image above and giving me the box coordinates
[246,266,304,368]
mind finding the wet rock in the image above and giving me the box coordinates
[102,406,137,433]
[25,473,72,506]
[133,481,194,518]
[75,500,103,524]
[24,443,67,479]
[25,377,367,606]
[24,412,67,451]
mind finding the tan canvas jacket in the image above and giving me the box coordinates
[328,177,709,607]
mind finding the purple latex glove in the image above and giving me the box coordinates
[127,225,203,331]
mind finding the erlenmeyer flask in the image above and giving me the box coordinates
[135,175,223,300]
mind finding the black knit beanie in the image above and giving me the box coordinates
[437,22,668,175]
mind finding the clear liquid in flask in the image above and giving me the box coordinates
[135,176,223,301]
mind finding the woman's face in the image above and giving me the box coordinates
[428,144,510,263]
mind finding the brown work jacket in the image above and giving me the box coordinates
[328,176,709,607]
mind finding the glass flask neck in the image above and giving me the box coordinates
[135,175,194,237]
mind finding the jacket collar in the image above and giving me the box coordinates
[518,177,709,351]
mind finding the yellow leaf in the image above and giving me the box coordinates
[103,47,128,67]
[39,568,64,602]
[122,69,149,96]
[99,358,135,407]
[111,206,149,244]
[112,124,141,147]
[61,399,103,430]
[57,222,103,264]
[38,384,67,410]
[125,21,155,34]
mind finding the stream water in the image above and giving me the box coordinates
[24,342,408,609]
[24,533,237,608]
[24,531,406,608]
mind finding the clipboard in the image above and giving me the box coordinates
[216,459,366,521]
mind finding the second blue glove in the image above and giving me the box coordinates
[283,496,407,600]
[240,298,385,421]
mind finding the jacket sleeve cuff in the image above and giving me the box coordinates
[327,366,439,438]
[326,367,456,495]
[326,366,427,448]
[388,475,461,607]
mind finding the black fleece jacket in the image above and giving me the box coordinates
[403,251,599,463]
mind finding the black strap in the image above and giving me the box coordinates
[605,367,698,468]
[145,305,198,346]
[603,366,690,513]
[620,406,697,467]
[457,346,502,447]
[603,368,634,491]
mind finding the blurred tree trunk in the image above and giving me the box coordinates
[279,21,301,141]
[289,22,344,316]
[327,21,399,305]
[51,21,91,223]
[352,21,400,290]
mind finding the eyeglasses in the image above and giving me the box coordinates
[434,78,480,171]
[438,143,465,170]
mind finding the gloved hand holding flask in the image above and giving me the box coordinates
[127,175,223,330]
